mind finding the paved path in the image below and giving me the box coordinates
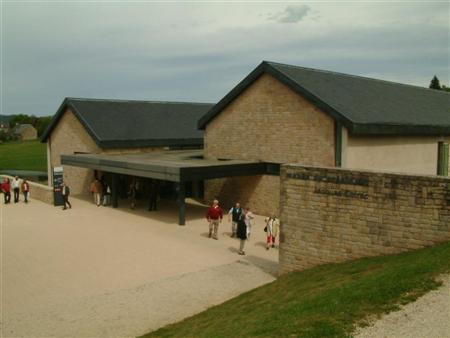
[355,275,450,338]
[1,197,278,337]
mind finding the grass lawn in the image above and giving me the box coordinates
[0,140,47,172]
[140,242,450,338]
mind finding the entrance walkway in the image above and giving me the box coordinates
[2,197,278,337]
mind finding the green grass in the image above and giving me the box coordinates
[0,140,47,172]
[140,242,450,338]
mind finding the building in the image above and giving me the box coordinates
[13,124,38,141]
[42,61,450,222]
[41,98,214,196]
[0,122,9,132]
[199,61,450,215]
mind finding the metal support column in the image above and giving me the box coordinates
[178,182,186,226]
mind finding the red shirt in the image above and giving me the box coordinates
[1,182,10,193]
[206,205,223,220]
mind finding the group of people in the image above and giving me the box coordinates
[206,200,280,256]
[1,176,30,204]
[89,178,111,207]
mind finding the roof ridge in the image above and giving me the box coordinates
[66,97,215,105]
[263,60,450,95]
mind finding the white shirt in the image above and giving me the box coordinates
[12,179,20,189]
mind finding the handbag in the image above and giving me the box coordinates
[264,226,267,232]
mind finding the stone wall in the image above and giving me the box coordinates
[48,108,161,196]
[205,175,280,215]
[1,175,53,204]
[204,73,335,215]
[279,164,450,274]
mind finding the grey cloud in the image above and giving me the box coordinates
[268,5,311,23]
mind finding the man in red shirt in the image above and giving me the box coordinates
[1,178,11,204]
[206,199,223,240]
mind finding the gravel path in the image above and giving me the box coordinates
[355,275,450,338]
[1,197,277,337]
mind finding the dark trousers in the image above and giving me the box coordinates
[23,191,29,203]
[13,188,20,203]
[148,194,157,211]
[63,195,72,209]
[3,192,11,204]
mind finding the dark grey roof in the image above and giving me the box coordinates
[42,98,214,148]
[198,61,450,135]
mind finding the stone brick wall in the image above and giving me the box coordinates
[279,164,450,274]
[1,175,53,204]
[204,73,335,215]
[205,175,280,215]
[48,108,162,196]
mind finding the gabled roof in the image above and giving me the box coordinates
[198,61,450,135]
[41,98,214,148]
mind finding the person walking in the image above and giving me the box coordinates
[21,179,30,203]
[61,182,72,210]
[264,214,280,250]
[228,202,243,237]
[90,178,103,206]
[1,178,11,204]
[12,176,20,203]
[237,213,247,255]
[244,207,254,240]
[206,199,223,240]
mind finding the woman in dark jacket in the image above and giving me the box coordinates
[236,213,247,255]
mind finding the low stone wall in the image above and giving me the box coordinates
[1,175,53,205]
[279,164,450,274]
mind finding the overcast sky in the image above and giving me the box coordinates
[1,1,449,116]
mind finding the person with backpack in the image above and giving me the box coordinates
[228,202,243,237]
[236,212,247,255]
[61,182,72,210]
[21,179,30,203]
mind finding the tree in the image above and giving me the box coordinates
[429,75,442,90]
[441,84,450,92]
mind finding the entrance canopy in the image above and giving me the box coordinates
[61,150,279,225]
[61,149,275,182]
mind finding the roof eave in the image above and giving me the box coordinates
[350,123,450,136]
[98,138,204,149]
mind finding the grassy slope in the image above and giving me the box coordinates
[0,140,47,172]
[141,242,450,338]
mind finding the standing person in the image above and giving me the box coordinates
[90,178,103,206]
[236,213,247,255]
[12,176,21,203]
[21,179,30,203]
[102,182,111,206]
[206,199,223,240]
[1,178,11,204]
[264,214,280,250]
[129,178,138,209]
[228,202,243,237]
[61,182,72,210]
[244,207,254,240]
[148,179,159,211]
